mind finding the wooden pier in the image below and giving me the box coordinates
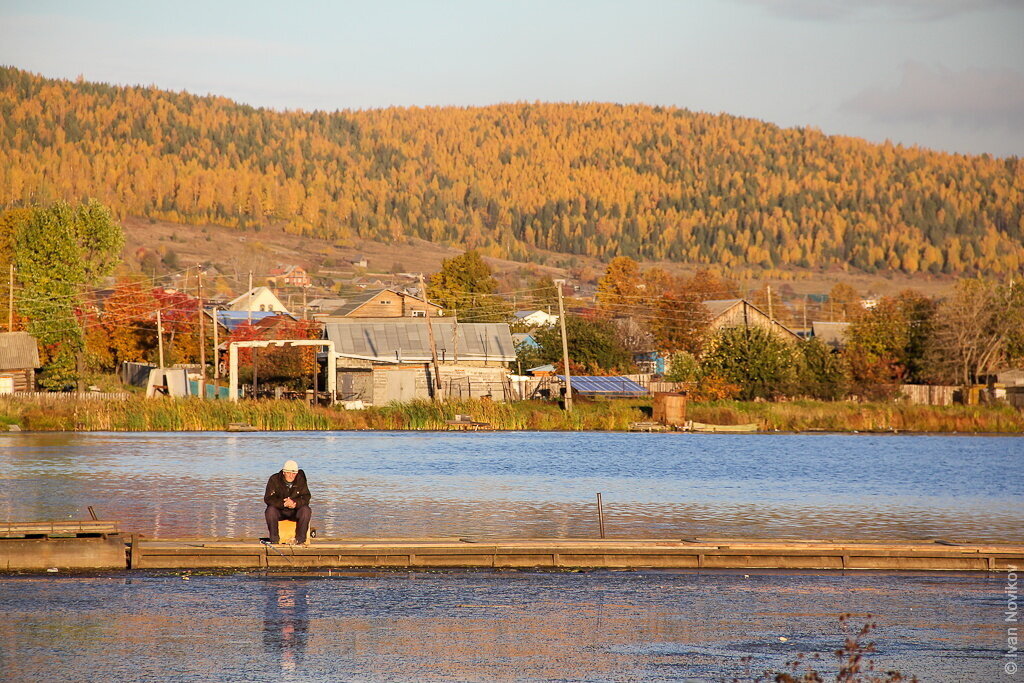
[128,537,1022,572]
[0,521,126,571]
[3,523,1020,572]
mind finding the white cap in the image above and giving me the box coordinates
[282,460,299,473]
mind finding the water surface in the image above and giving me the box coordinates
[0,569,1009,682]
[0,431,1020,541]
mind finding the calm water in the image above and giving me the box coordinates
[0,431,1020,541]
[1,431,1019,681]
[0,569,1011,682]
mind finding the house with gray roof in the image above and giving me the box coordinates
[703,299,800,342]
[323,320,515,404]
[0,332,41,393]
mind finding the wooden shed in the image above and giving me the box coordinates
[0,332,41,393]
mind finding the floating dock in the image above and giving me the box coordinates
[2,522,1021,572]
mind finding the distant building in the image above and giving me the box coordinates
[227,286,290,314]
[860,297,879,310]
[703,299,800,343]
[810,321,851,349]
[512,332,540,349]
[266,265,311,288]
[317,288,442,319]
[513,310,558,327]
[0,332,41,393]
[208,310,296,336]
[324,320,515,403]
[633,350,667,375]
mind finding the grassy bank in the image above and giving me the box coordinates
[0,395,1021,433]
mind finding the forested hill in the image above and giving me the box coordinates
[1,66,1022,276]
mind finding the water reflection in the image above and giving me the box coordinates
[262,583,310,673]
[0,571,1003,681]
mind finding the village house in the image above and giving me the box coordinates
[323,320,516,404]
[266,265,311,288]
[703,299,800,343]
[0,331,41,393]
[227,286,290,314]
[810,321,851,349]
[317,288,443,319]
[512,309,559,327]
[208,310,298,337]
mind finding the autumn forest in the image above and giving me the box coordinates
[1,66,1022,278]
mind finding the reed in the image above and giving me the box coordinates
[0,395,1020,433]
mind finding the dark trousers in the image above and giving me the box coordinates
[265,504,312,543]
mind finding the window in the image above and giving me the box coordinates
[411,310,426,318]
[379,299,392,305]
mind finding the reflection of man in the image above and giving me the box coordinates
[264,460,312,545]
[262,584,310,671]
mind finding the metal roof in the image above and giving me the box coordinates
[556,375,646,396]
[512,332,539,348]
[0,332,40,370]
[211,310,283,332]
[702,299,743,318]
[324,321,516,363]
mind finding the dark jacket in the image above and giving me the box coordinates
[264,469,311,510]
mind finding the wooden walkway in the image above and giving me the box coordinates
[131,536,1022,572]
[2,522,1021,572]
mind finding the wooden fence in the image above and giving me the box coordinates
[13,391,133,401]
[898,384,957,406]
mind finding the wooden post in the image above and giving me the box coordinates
[156,309,165,369]
[76,351,85,393]
[557,281,572,412]
[419,273,443,400]
[197,270,205,399]
[7,263,13,332]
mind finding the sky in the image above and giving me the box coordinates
[1,0,1022,157]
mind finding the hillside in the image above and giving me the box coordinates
[1,66,1022,277]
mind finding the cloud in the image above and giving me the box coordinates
[842,62,1024,130]
[736,0,1018,22]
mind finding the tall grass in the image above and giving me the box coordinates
[0,395,1020,433]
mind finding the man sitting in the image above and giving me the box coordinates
[264,460,312,545]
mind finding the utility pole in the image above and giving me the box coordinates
[419,273,443,400]
[212,308,220,382]
[451,314,459,364]
[156,310,165,369]
[197,269,206,399]
[556,281,573,412]
[802,296,808,334]
[247,271,253,324]
[8,263,13,332]
[766,285,774,322]
[302,287,308,320]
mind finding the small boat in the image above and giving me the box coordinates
[686,420,759,433]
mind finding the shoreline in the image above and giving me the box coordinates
[1,395,1022,434]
